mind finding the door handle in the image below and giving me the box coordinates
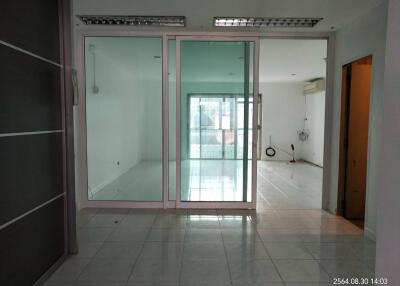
[72,69,79,106]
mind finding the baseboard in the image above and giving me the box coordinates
[299,159,323,168]
[364,227,376,242]
[260,158,323,168]
[89,171,122,196]
[34,254,68,286]
[88,163,137,197]
[261,158,294,162]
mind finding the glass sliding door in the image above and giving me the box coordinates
[189,96,224,159]
[177,37,258,206]
[85,36,163,202]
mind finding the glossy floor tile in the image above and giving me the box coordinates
[91,160,250,202]
[130,256,182,282]
[78,259,135,282]
[180,258,231,283]
[257,161,323,209]
[273,260,331,282]
[228,259,282,283]
[89,161,163,201]
[90,160,319,204]
[47,161,375,285]
[48,206,375,285]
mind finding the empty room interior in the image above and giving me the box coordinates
[258,39,327,210]
[1,0,399,285]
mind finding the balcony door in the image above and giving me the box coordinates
[176,37,259,208]
[188,94,253,160]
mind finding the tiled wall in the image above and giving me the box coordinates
[0,0,66,285]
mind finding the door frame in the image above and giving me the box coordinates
[74,30,333,210]
[175,35,259,209]
[337,55,373,219]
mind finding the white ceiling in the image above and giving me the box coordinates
[74,0,385,32]
[259,39,327,83]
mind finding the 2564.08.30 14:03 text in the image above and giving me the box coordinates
[333,277,388,285]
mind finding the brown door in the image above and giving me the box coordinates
[341,56,372,220]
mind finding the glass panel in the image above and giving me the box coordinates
[201,129,223,159]
[180,40,254,202]
[223,97,235,159]
[189,130,200,159]
[85,37,163,201]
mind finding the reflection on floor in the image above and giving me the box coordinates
[47,208,375,285]
[92,160,321,205]
[257,161,323,209]
[181,160,252,202]
[90,161,163,201]
[91,159,252,202]
[48,162,375,285]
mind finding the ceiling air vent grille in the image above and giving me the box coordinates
[78,15,186,27]
[214,17,322,28]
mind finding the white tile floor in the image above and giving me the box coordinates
[257,161,323,209]
[91,160,319,205]
[90,161,163,201]
[47,212,374,285]
[46,161,375,286]
[91,159,251,202]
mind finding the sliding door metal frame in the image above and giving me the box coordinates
[175,38,182,207]
[175,35,259,209]
[242,42,250,203]
[251,40,259,207]
[162,34,169,209]
[75,30,332,210]
[257,93,263,160]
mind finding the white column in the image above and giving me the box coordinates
[375,0,400,284]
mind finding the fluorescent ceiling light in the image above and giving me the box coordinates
[78,15,186,27]
[214,17,323,28]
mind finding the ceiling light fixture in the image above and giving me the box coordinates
[214,17,323,28]
[78,15,186,27]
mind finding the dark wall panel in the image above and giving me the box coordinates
[0,0,67,284]
[0,197,65,286]
[0,0,60,62]
[0,133,63,226]
[0,45,62,133]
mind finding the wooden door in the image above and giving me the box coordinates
[344,56,372,219]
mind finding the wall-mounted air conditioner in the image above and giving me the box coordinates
[304,78,325,95]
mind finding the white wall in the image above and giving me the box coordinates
[260,82,325,166]
[85,46,143,194]
[140,79,163,160]
[375,0,400,282]
[301,91,326,166]
[328,1,388,239]
[260,82,305,161]
[85,38,162,195]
